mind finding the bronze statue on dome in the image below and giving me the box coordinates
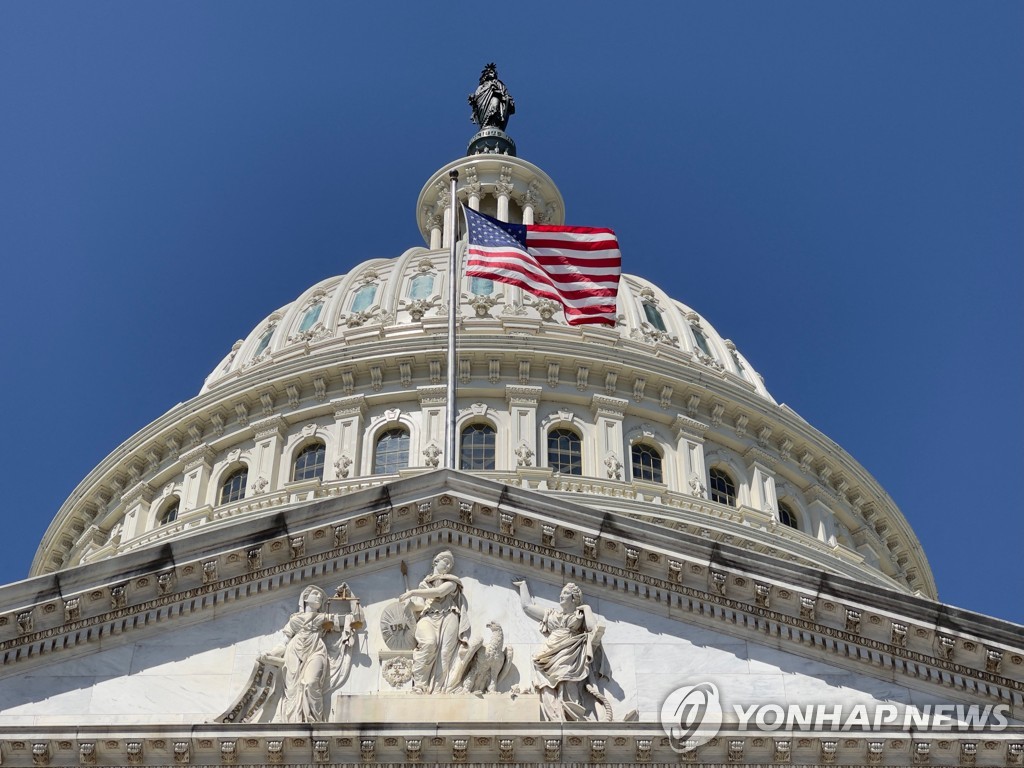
[468,63,515,132]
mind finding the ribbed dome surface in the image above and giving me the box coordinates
[203,250,774,404]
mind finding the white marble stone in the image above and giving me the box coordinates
[332,692,541,722]
[0,559,996,726]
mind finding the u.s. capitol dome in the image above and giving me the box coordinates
[30,131,935,603]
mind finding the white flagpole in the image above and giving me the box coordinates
[444,170,459,470]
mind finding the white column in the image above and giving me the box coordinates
[674,415,709,496]
[522,204,534,225]
[468,191,481,211]
[507,385,543,468]
[332,395,367,480]
[497,194,509,222]
[428,214,442,250]
[442,204,452,248]
[418,385,448,464]
[179,445,216,511]
[744,446,778,514]
[250,416,288,491]
[120,483,155,540]
[807,486,838,543]
[591,394,629,477]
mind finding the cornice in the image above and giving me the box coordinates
[0,723,1021,767]
[5,474,1021,715]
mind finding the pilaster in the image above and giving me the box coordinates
[332,395,367,480]
[250,415,288,492]
[178,444,216,512]
[674,414,709,498]
[418,385,448,460]
[744,445,778,514]
[507,385,542,469]
[590,394,629,467]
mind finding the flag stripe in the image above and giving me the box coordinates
[525,237,620,251]
[466,259,618,304]
[466,252,619,295]
[462,205,621,326]
[466,253,619,290]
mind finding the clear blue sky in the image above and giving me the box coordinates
[1,3,1021,624]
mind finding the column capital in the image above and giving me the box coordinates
[180,444,216,472]
[251,415,288,440]
[331,394,367,419]
[743,444,776,469]
[673,414,709,441]
[590,393,629,420]
[506,384,542,407]
[418,384,448,406]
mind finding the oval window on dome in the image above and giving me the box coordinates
[642,303,667,332]
[730,350,748,380]
[253,326,275,357]
[409,274,434,300]
[469,277,493,296]
[298,302,323,332]
[352,284,378,313]
[691,325,714,358]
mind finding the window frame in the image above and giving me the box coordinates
[220,466,248,505]
[630,442,664,483]
[459,422,497,470]
[547,427,583,476]
[778,501,799,530]
[708,467,737,506]
[158,498,180,526]
[373,427,410,475]
[292,441,327,482]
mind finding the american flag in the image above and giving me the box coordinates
[462,205,621,326]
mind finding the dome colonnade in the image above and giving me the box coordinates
[32,234,934,600]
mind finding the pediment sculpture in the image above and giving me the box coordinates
[219,551,633,724]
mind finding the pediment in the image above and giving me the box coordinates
[1,471,1021,733]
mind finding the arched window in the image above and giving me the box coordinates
[158,499,179,526]
[548,428,582,475]
[253,326,275,357]
[352,283,378,312]
[469,277,493,296]
[220,467,248,504]
[631,443,663,483]
[293,442,326,482]
[460,424,496,470]
[374,428,409,474]
[298,302,323,332]
[642,303,666,331]
[409,274,434,299]
[708,467,737,506]
[778,502,799,530]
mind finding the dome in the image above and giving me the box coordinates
[30,151,935,603]
[201,257,774,403]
